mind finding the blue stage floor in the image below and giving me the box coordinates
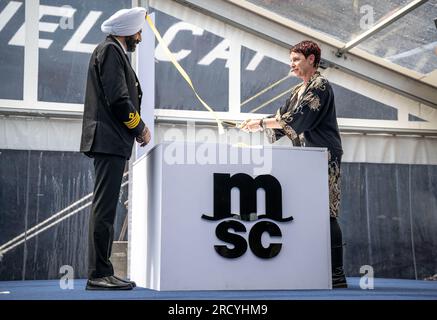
[1,278,437,300]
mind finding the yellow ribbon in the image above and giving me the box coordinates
[146,15,225,134]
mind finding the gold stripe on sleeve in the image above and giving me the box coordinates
[124,112,141,129]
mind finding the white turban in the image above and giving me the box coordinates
[101,7,147,36]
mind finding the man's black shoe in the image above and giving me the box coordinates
[112,275,137,288]
[86,276,133,290]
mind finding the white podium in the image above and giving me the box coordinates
[130,142,331,290]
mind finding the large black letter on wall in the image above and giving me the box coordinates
[249,221,282,259]
[214,220,247,259]
[212,173,284,221]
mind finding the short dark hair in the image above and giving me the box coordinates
[290,40,321,68]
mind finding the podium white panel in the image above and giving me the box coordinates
[130,142,331,290]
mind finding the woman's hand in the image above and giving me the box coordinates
[239,119,262,133]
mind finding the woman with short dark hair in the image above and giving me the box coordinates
[241,40,347,288]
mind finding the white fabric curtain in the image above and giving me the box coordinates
[0,116,82,151]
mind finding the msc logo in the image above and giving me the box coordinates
[202,173,293,259]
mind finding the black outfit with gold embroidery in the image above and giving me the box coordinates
[80,36,145,279]
[266,71,347,287]
[266,71,342,217]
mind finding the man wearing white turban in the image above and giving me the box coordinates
[80,7,151,291]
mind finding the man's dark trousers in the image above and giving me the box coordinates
[88,153,126,279]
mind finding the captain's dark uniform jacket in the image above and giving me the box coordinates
[80,35,145,159]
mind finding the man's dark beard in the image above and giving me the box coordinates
[126,35,140,52]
